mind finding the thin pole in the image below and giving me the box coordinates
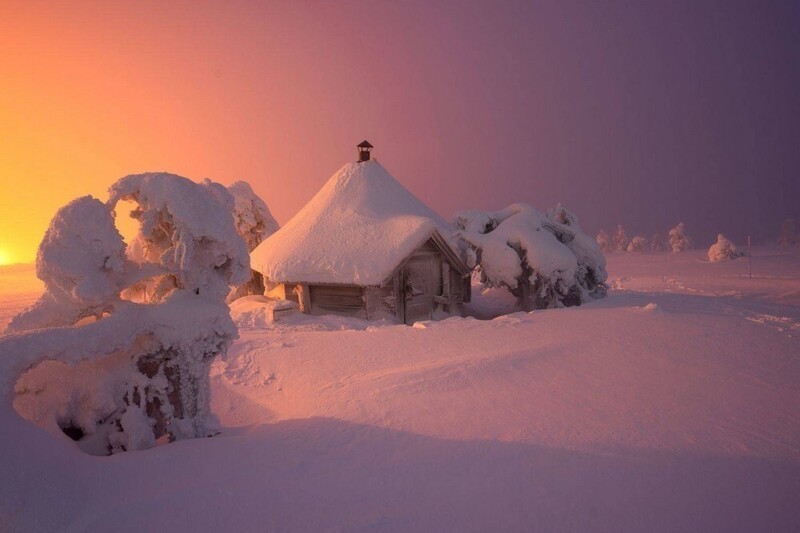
[748,235,752,279]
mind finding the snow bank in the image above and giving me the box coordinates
[251,160,455,286]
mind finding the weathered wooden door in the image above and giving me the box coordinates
[402,254,441,325]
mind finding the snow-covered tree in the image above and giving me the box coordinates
[708,234,743,262]
[668,222,692,253]
[223,181,280,301]
[226,181,279,250]
[110,174,249,303]
[454,203,607,311]
[613,225,629,252]
[778,218,796,245]
[626,236,648,253]
[6,172,250,454]
[650,233,668,252]
[596,229,613,253]
[5,197,133,333]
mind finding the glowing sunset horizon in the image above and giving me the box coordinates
[2,1,799,264]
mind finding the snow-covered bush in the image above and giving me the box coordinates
[454,203,607,311]
[708,234,743,262]
[3,172,250,455]
[223,181,279,301]
[596,229,613,253]
[778,218,796,245]
[650,233,668,252]
[613,225,629,252]
[627,236,648,253]
[668,222,692,253]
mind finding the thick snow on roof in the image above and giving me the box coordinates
[251,160,453,285]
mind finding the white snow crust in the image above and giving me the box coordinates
[250,160,454,285]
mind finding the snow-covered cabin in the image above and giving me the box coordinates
[250,146,470,324]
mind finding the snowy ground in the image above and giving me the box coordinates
[1,247,799,531]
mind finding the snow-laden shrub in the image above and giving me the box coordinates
[668,222,692,253]
[454,203,607,311]
[3,172,250,455]
[708,234,743,262]
[650,233,668,252]
[223,181,280,301]
[613,225,629,252]
[627,236,648,253]
[596,229,613,253]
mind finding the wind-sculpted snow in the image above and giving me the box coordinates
[454,203,607,309]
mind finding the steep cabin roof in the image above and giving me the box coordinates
[250,160,467,286]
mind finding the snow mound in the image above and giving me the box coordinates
[230,295,298,328]
[251,160,455,285]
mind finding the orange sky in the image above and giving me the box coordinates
[0,2,440,264]
[2,1,798,264]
